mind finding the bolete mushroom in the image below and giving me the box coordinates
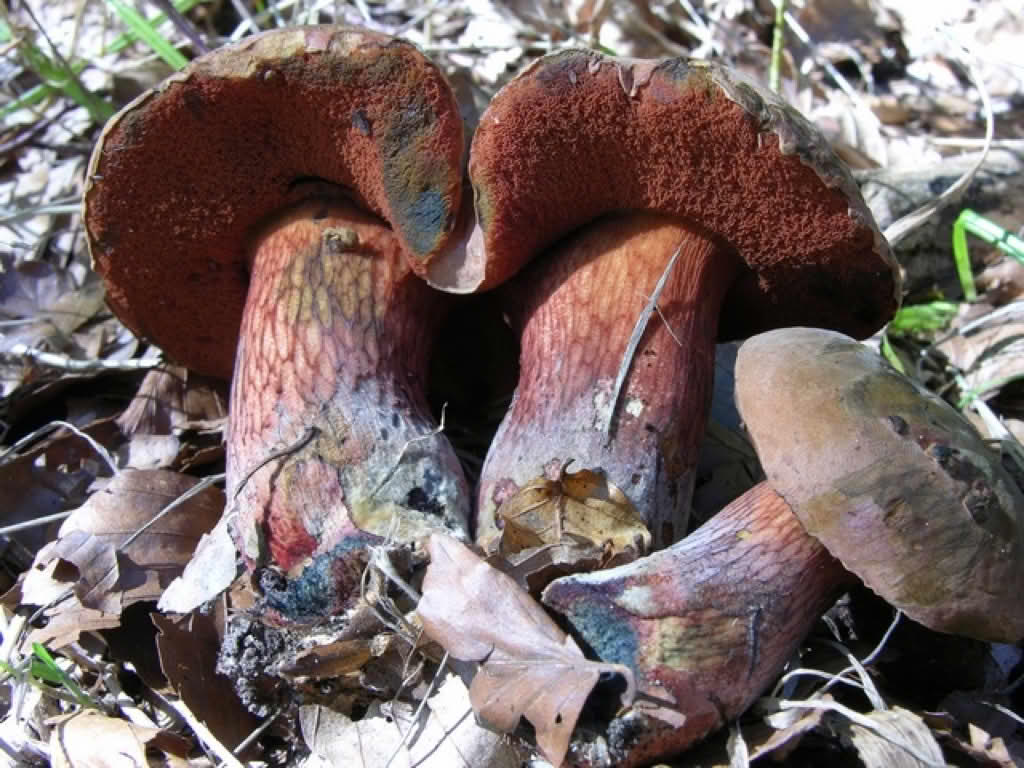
[84,26,471,622]
[542,327,1024,766]
[431,52,899,547]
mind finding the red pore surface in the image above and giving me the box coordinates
[456,52,896,338]
[228,200,468,622]
[543,482,850,767]
[85,26,464,379]
[478,214,735,546]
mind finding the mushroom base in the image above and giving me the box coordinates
[227,199,469,623]
[543,482,850,767]
[477,213,738,549]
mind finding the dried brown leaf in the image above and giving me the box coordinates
[280,638,375,680]
[418,534,635,766]
[842,706,946,768]
[299,675,524,768]
[154,611,260,752]
[26,594,121,649]
[158,516,239,614]
[116,366,227,436]
[50,469,223,612]
[50,709,190,768]
[938,319,1024,400]
[494,462,650,563]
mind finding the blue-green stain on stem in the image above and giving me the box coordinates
[553,590,639,672]
[264,534,376,620]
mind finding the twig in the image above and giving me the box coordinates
[0,510,72,535]
[231,427,319,500]
[3,343,163,372]
[0,419,118,473]
[169,698,245,768]
[602,243,683,440]
[233,706,282,755]
[145,0,209,53]
[777,698,945,767]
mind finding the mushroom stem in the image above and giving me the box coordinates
[479,213,738,546]
[227,199,468,622]
[542,481,851,767]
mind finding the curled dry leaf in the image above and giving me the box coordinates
[418,534,636,767]
[49,469,223,613]
[840,706,946,768]
[157,515,239,615]
[492,462,650,567]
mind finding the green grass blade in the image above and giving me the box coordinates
[105,0,189,70]
[880,333,906,374]
[957,372,1024,410]
[886,300,958,338]
[952,210,978,301]
[31,643,96,709]
[16,39,115,123]
[103,0,204,56]
[960,208,1024,263]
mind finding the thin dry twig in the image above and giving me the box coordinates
[118,472,225,552]
[0,419,118,473]
[230,426,319,500]
[602,242,683,440]
[3,344,163,372]
[169,697,246,768]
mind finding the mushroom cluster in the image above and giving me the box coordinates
[445,52,900,548]
[543,327,1024,766]
[86,23,1022,766]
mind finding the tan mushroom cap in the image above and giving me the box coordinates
[429,52,899,341]
[736,327,1024,642]
[84,26,465,379]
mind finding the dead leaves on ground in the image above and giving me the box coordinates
[19,469,223,647]
[417,533,635,767]
[488,462,650,588]
[50,709,191,768]
[154,610,261,753]
[300,674,525,768]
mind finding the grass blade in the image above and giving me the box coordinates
[105,0,189,70]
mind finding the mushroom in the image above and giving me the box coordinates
[429,52,899,547]
[542,327,1024,766]
[84,26,471,622]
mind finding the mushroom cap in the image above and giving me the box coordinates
[735,327,1024,642]
[428,52,898,340]
[84,26,465,379]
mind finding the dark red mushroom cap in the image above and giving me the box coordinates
[429,52,899,340]
[84,26,465,379]
[736,327,1024,642]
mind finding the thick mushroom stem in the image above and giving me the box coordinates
[542,482,850,768]
[478,213,739,547]
[228,199,468,622]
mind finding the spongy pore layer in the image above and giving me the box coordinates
[466,52,898,340]
[85,26,464,378]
